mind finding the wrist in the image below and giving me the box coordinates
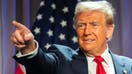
[20,40,37,54]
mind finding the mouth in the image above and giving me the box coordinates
[82,38,95,43]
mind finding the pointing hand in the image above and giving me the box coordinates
[11,21,36,54]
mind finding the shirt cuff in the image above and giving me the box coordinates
[16,40,39,59]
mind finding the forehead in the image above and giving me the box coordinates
[75,10,106,21]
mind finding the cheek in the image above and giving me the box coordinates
[94,28,106,40]
[76,30,84,43]
[76,29,83,37]
[98,30,107,41]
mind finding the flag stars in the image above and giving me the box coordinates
[34,27,40,34]
[51,3,56,10]
[40,1,45,7]
[72,36,78,43]
[47,29,53,37]
[45,43,51,49]
[59,33,65,40]
[37,14,43,20]
[49,16,55,23]
[62,7,69,13]
[60,20,67,27]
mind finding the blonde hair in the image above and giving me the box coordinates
[74,1,115,25]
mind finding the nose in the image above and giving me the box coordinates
[84,25,91,36]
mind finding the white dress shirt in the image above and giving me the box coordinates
[86,47,115,74]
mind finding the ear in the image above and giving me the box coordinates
[106,24,114,40]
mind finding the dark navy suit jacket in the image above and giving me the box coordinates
[14,44,132,74]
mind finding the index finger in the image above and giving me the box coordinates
[12,20,26,30]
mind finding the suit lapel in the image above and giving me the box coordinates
[71,49,88,74]
[71,49,129,74]
[110,51,128,74]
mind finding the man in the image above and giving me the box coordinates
[11,1,132,74]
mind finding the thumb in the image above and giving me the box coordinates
[24,33,34,42]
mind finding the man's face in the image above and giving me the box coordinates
[75,11,114,56]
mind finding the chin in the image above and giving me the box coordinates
[80,45,95,52]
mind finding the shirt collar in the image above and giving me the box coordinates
[86,45,111,66]
[101,46,111,66]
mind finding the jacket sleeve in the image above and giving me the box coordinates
[13,46,60,74]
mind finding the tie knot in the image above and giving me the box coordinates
[94,56,104,63]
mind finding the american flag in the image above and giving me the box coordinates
[32,0,79,51]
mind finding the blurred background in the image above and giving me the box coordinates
[0,0,132,74]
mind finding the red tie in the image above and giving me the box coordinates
[94,56,106,74]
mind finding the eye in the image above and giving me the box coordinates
[90,22,98,26]
[89,22,99,28]
[76,23,85,29]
